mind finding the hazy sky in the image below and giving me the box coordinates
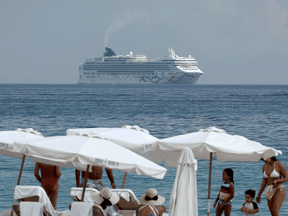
[0,0,288,84]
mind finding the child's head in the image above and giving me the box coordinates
[245,189,255,203]
[223,168,234,183]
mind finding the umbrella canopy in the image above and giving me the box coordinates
[66,125,158,153]
[67,125,162,189]
[0,128,45,186]
[169,148,198,216]
[145,127,282,166]
[0,128,44,158]
[13,134,167,180]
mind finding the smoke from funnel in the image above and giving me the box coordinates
[104,10,138,46]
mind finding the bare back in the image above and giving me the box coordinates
[82,166,103,179]
[40,164,60,179]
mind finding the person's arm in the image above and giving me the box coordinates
[240,203,246,212]
[55,166,61,179]
[245,208,259,214]
[274,162,288,185]
[34,162,41,183]
[75,169,81,187]
[256,165,268,203]
[245,202,259,214]
[105,168,116,188]
[213,193,220,208]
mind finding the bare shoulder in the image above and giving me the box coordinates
[230,182,234,188]
[262,163,267,171]
[277,161,287,170]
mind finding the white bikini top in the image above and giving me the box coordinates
[263,163,280,178]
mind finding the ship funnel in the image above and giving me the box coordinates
[103,47,117,57]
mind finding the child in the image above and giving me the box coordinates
[240,189,259,216]
[213,168,234,216]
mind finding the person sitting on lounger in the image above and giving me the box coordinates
[138,188,167,216]
[34,162,61,210]
[92,187,120,216]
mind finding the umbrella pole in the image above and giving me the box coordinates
[81,165,90,202]
[122,172,127,189]
[11,155,26,216]
[17,155,26,185]
[207,152,213,216]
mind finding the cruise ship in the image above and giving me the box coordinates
[78,47,203,84]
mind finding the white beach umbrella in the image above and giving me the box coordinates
[169,147,198,216]
[0,128,45,186]
[13,134,167,202]
[67,125,158,153]
[146,127,282,163]
[67,125,161,188]
[144,127,282,216]
[13,134,167,180]
[0,128,44,159]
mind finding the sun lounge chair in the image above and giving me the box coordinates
[111,189,140,216]
[70,188,99,203]
[12,193,51,216]
[12,185,68,216]
[70,188,140,216]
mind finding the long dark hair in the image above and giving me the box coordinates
[224,168,234,184]
[100,199,112,210]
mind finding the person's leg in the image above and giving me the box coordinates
[50,182,59,210]
[270,186,286,216]
[216,201,224,216]
[223,204,231,216]
[41,183,51,197]
[267,198,274,215]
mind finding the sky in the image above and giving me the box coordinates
[0,0,288,84]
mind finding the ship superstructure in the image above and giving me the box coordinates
[78,47,203,84]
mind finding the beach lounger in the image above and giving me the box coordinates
[70,188,99,203]
[12,194,51,216]
[110,189,140,216]
[70,188,140,216]
[12,185,68,216]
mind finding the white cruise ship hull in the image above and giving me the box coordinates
[78,71,202,84]
[78,47,203,84]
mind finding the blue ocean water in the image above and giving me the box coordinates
[0,84,288,215]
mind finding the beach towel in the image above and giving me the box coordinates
[70,202,94,216]
[20,202,44,216]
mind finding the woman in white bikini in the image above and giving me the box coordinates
[256,157,288,216]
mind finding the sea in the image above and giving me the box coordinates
[0,84,287,215]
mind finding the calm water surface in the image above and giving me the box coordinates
[0,84,288,215]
